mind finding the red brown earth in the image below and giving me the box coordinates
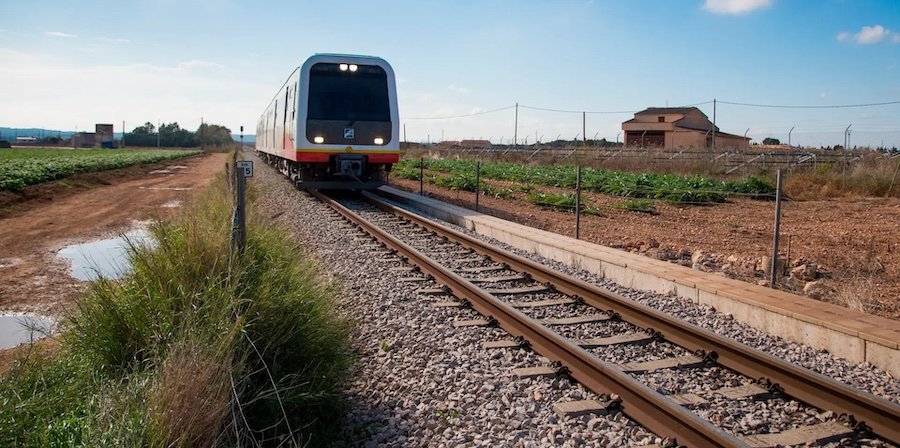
[0,153,226,371]
[391,177,900,320]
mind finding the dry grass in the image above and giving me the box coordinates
[830,276,898,317]
[149,338,232,448]
[784,154,900,199]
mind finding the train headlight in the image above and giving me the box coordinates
[314,136,325,144]
[349,64,358,72]
[373,137,384,145]
[339,64,348,71]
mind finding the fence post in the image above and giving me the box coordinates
[419,157,424,195]
[475,160,481,211]
[769,169,783,288]
[575,164,582,240]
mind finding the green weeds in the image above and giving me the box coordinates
[394,158,775,204]
[0,173,351,446]
[614,198,657,214]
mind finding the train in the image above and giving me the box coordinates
[256,54,400,189]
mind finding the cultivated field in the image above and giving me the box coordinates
[0,148,201,191]
[391,153,900,319]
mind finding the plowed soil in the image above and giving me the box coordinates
[391,177,900,320]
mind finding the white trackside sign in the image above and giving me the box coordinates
[237,160,253,177]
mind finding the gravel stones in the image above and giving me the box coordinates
[252,161,658,446]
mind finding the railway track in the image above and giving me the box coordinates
[311,189,900,448]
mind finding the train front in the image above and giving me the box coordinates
[298,54,399,189]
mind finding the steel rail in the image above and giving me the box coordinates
[312,190,746,448]
[362,191,900,445]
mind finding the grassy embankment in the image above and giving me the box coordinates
[0,148,201,191]
[0,174,351,446]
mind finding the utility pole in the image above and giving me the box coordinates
[582,112,586,149]
[712,98,717,153]
[201,117,205,151]
[788,126,794,147]
[157,119,160,148]
[403,123,407,143]
[513,102,518,148]
[843,124,851,186]
[122,120,126,148]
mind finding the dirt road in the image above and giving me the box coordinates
[0,153,227,317]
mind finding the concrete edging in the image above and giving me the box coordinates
[378,186,900,378]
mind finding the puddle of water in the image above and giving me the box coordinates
[57,229,155,281]
[0,314,53,350]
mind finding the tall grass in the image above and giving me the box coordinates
[784,155,900,199]
[0,174,351,446]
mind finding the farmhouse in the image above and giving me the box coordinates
[622,107,750,149]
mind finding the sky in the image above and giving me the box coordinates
[1,0,899,148]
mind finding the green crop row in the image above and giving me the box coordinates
[395,158,774,204]
[0,149,201,191]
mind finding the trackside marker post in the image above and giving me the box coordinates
[232,158,252,254]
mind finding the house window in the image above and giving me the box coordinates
[658,116,665,123]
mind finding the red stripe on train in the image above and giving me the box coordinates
[294,152,399,164]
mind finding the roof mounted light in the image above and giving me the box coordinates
[339,64,348,71]
[314,136,324,144]
[349,64,358,72]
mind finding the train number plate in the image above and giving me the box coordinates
[344,128,355,139]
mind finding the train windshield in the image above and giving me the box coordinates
[308,63,390,122]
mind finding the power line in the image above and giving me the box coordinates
[403,105,516,120]
[718,99,900,109]
[520,104,636,114]
[519,100,714,115]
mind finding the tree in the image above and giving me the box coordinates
[762,137,781,145]
[132,122,155,135]
[196,123,233,147]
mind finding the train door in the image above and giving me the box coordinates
[283,87,290,149]
[274,99,280,150]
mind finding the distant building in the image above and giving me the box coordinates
[622,107,750,149]
[95,124,114,148]
[73,132,96,148]
[458,139,492,149]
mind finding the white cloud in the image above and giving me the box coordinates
[95,37,132,44]
[177,60,225,70]
[837,25,897,45]
[702,0,772,15]
[45,31,77,38]
[857,25,889,44]
[447,84,469,94]
[0,48,266,131]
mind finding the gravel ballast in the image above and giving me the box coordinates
[252,157,898,447]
